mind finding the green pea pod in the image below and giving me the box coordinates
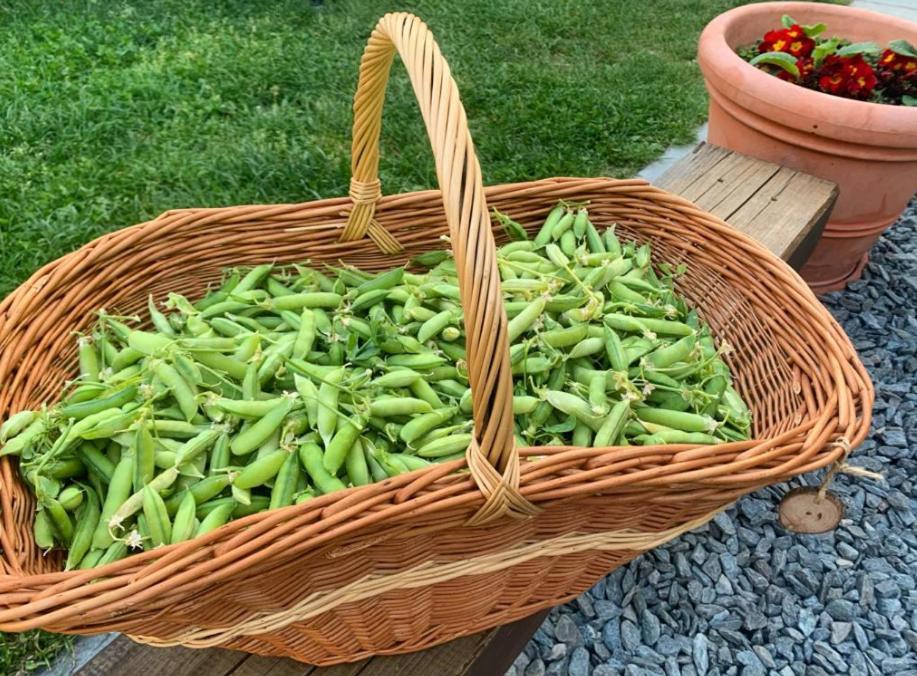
[266,276,295,298]
[95,540,128,566]
[231,397,294,456]
[409,379,444,409]
[398,407,458,446]
[369,398,433,418]
[406,305,437,322]
[605,313,693,337]
[352,266,404,295]
[364,446,389,482]
[235,449,289,489]
[323,419,364,475]
[533,205,566,246]
[312,367,344,446]
[193,351,248,380]
[196,501,235,536]
[299,443,347,495]
[211,397,287,418]
[169,491,197,544]
[231,263,273,294]
[58,385,138,421]
[131,424,154,493]
[512,396,540,415]
[635,407,718,434]
[568,337,605,359]
[33,509,55,550]
[92,454,134,550]
[269,450,302,509]
[78,443,116,483]
[549,210,575,239]
[77,548,104,569]
[152,361,197,422]
[604,226,622,256]
[143,485,172,547]
[386,453,431,472]
[77,336,101,382]
[44,458,84,480]
[425,283,461,301]
[292,309,316,360]
[640,430,720,445]
[271,292,342,311]
[164,474,232,514]
[344,438,370,487]
[147,295,176,337]
[542,324,589,348]
[210,317,247,337]
[417,434,472,458]
[418,310,453,343]
[589,375,608,416]
[233,335,263,366]
[293,374,320,429]
[127,330,172,356]
[208,432,231,476]
[150,420,211,438]
[42,497,73,544]
[647,334,697,369]
[511,357,553,376]
[107,466,179,535]
[507,296,547,343]
[0,411,36,443]
[58,485,85,511]
[372,370,422,389]
[175,427,222,466]
[66,489,100,570]
[545,391,603,431]
[1,416,47,457]
[559,229,577,256]
[594,400,631,447]
[603,326,628,371]
[411,250,451,268]
[584,219,606,253]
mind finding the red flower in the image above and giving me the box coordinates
[817,54,878,99]
[878,48,917,74]
[877,49,917,102]
[773,56,814,82]
[759,25,815,58]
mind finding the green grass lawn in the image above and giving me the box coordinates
[0,0,752,670]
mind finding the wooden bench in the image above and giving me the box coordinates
[50,143,837,676]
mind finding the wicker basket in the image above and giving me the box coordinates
[0,12,871,665]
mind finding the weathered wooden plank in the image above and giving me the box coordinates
[657,142,838,262]
[74,635,246,676]
[230,654,314,676]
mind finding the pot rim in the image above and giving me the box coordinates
[698,1,917,146]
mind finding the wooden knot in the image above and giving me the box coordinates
[349,178,382,205]
[341,179,402,253]
[464,437,541,526]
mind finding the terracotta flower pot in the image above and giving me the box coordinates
[698,1,917,293]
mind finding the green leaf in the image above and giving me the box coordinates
[837,41,881,57]
[802,23,826,37]
[750,51,800,78]
[903,95,917,107]
[889,39,917,58]
[813,37,842,66]
[781,14,796,29]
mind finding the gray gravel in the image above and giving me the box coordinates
[510,200,917,676]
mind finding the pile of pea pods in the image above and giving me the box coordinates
[0,203,751,568]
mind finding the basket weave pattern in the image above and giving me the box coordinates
[0,13,871,665]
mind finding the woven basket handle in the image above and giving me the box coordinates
[342,13,538,524]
